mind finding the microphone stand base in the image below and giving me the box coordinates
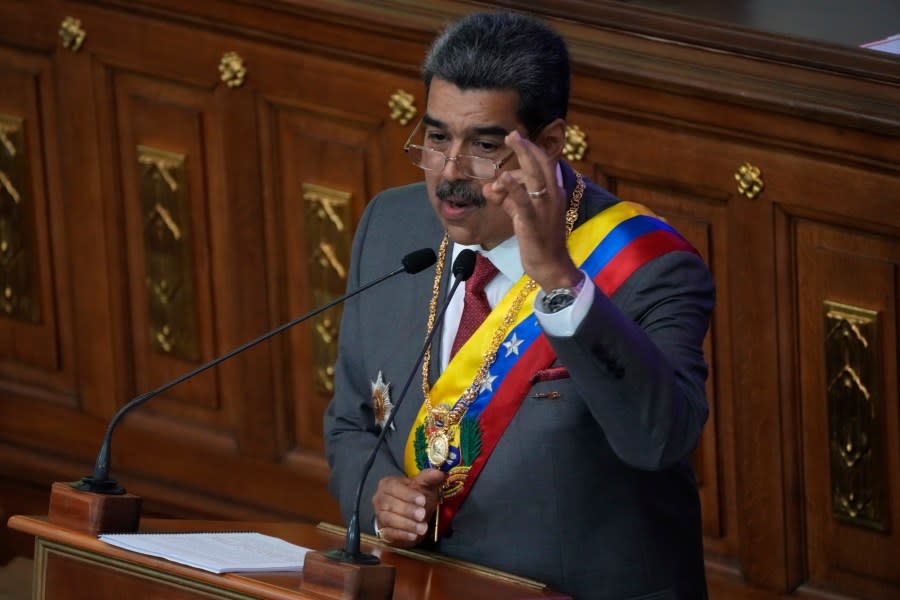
[47,481,141,535]
[301,550,395,600]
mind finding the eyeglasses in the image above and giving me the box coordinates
[404,145,514,180]
[403,119,515,180]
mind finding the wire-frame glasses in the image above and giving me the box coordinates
[403,119,515,180]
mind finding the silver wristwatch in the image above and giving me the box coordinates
[541,273,586,313]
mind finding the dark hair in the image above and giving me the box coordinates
[422,12,570,135]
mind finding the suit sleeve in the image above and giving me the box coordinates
[546,250,715,470]
[323,196,406,531]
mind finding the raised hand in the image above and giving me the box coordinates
[483,129,581,292]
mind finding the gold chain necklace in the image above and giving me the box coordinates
[419,172,585,468]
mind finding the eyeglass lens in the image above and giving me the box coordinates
[407,146,500,179]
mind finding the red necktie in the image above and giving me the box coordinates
[450,254,499,359]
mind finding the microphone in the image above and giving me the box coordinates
[72,247,437,496]
[327,248,477,565]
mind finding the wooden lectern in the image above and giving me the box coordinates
[8,514,570,599]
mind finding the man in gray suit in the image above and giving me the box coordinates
[324,12,714,600]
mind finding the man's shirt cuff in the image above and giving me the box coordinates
[534,271,594,337]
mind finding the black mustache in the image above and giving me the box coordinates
[435,180,485,207]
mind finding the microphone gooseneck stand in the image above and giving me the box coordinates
[330,248,477,564]
[300,249,476,600]
[47,248,437,536]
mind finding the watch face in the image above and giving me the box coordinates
[545,290,576,313]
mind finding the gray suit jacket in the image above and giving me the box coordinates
[324,163,714,600]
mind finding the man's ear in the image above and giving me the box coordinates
[535,118,567,162]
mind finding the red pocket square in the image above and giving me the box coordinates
[529,367,570,384]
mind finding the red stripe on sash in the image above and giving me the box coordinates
[598,230,698,296]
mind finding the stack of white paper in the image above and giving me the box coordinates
[99,531,310,574]
[862,33,900,55]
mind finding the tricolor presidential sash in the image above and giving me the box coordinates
[404,201,699,537]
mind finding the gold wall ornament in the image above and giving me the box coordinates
[137,146,199,361]
[303,183,352,394]
[563,124,588,162]
[388,90,416,125]
[59,17,86,52]
[0,115,40,323]
[735,162,765,199]
[218,51,247,88]
[824,301,886,531]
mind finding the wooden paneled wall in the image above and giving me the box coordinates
[0,1,897,598]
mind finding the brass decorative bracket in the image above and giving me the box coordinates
[219,52,247,88]
[563,124,588,162]
[59,17,87,52]
[735,162,764,199]
[388,90,416,125]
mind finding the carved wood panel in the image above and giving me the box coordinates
[253,49,421,479]
[268,102,378,459]
[77,9,286,502]
[261,98,418,467]
[0,50,71,397]
[795,219,899,598]
[112,72,222,423]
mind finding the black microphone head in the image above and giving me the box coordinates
[401,248,437,274]
[452,249,477,281]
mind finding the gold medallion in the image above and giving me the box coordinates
[427,430,450,466]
